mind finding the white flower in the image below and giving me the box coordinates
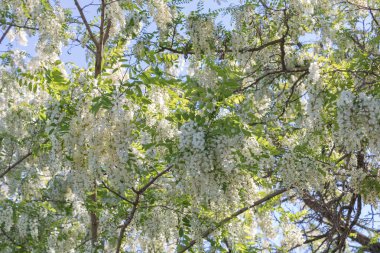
[149,0,173,32]
[6,29,16,42]
[18,30,28,46]
[192,131,205,150]
[308,62,320,83]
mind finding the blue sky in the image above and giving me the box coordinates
[1,0,229,68]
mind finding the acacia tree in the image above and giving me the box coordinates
[0,0,380,252]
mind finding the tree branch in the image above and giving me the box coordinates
[0,25,12,45]
[2,22,38,30]
[0,151,32,179]
[0,227,24,248]
[74,0,99,47]
[101,181,134,204]
[303,193,380,253]
[177,188,288,253]
[115,164,173,253]
[235,68,308,93]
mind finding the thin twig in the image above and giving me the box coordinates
[101,181,134,204]
[0,151,32,179]
[177,188,288,253]
[115,164,174,253]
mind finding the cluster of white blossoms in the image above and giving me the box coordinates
[257,211,277,241]
[281,222,304,250]
[6,28,28,46]
[192,63,218,89]
[280,151,327,190]
[289,0,317,15]
[147,87,170,119]
[21,215,39,240]
[146,87,177,141]
[209,134,245,173]
[148,0,173,33]
[231,4,255,52]
[0,63,51,204]
[58,98,137,193]
[309,62,321,84]
[105,1,126,37]
[177,120,262,210]
[187,15,215,57]
[177,122,214,199]
[305,62,325,129]
[336,90,380,154]
[17,213,29,238]
[47,225,82,253]
[179,121,206,152]
[0,206,13,233]
[35,6,66,62]
[3,0,68,62]
[241,86,274,120]
[167,55,186,77]
[135,208,178,250]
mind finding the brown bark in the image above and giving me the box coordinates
[303,194,380,252]
[74,0,112,247]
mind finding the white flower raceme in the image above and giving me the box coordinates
[17,214,29,238]
[149,0,172,33]
[336,90,380,154]
[188,15,215,56]
[167,55,186,77]
[29,218,39,240]
[192,64,218,89]
[0,206,13,232]
[105,1,126,37]
[179,121,204,151]
[305,69,324,129]
[281,223,304,250]
[280,151,327,190]
[17,30,28,46]
[309,61,321,83]
[6,28,16,42]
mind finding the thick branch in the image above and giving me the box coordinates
[74,0,99,47]
[303,194,380,253]
[115,193,139,253]
[99,0,106,48]
[0,25,12,45]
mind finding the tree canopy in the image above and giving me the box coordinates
[0,0,380,252]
